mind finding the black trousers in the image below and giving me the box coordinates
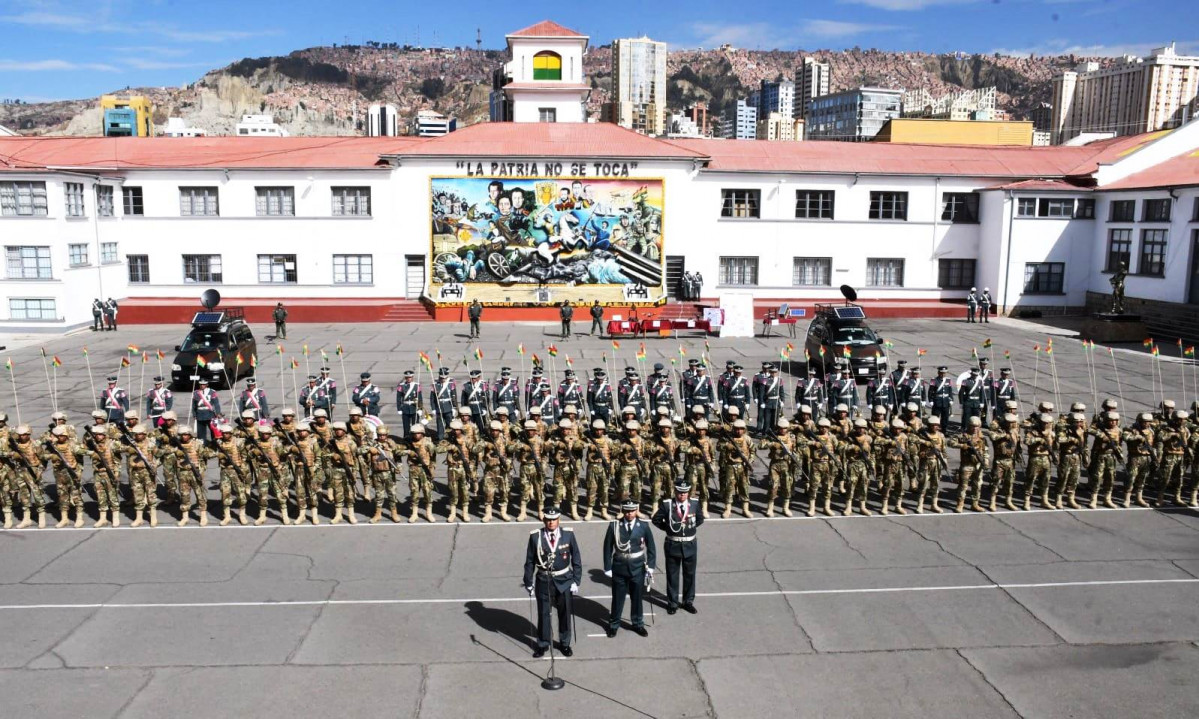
[400,411,416,438]
[561,319,571,338]
[591,318,604,335]
[664,541,697,607]
[610,567,646,629]
[933,405,951,430]
[535,578,573,648]
[469,318,480,337]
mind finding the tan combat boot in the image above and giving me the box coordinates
[74,508,84,528]
[823,498,833,516]
[390,503,400,522]
[462,506,472,522]
[1103,492,1115,509]
[1066,493,1079,510]
[915,492,926,514]
[499,505,510,522]
[954,497,965,513]
[1039,493,1051,509]
[36,511,45,529]
[296,507,307,524]
[254,508,267,526]
[482,505,492,523]
[409,504,420,522]
[584,506,593,521]
[239,507,249,525]
[132,510,145,528]
[859,500,872,517]
[895,500,907,515]
[199,509,208,527]
[220,508,232,526]
[742,502,751,517]
[843,502,854,517]
[1024,496,1032,511]
[148,509,157,527]
[970,501,983,512]
[16,510,32,529]
[281,506,292,525]
[331,507,343,524]
[700,501,708,519]
[880,492,891,516]
[1121,491,1132,508]
[988,496,997,512]
[112,511,121,527]
[56,510,70,528]
[311,507,320,525]
[570,505,580,521]
[1088,494,1098,509]
[446,506,457,523]
[782,503,793,517]
[425,505,436,522]
[517,505,528,522]
[347,508,358,524]
[92,512,108,529]
[601,505,611,520]
[765,494,775,517]
[721,504,732,519]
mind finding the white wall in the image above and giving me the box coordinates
[508,91,586,123]
[508,38,585,85]
[1089,188,1199,303]
[1001,194,1096,309]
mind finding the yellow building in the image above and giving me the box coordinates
[873,118,1033,146]
[100,95,154,137]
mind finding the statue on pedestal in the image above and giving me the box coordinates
[1109,262,1127,315]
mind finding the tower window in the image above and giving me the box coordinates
[533,52,562,81]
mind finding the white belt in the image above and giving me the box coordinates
[616,550,645,559]
[667,535,695,543]
[551,566,572,577]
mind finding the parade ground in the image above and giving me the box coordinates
[2,317,1198,718]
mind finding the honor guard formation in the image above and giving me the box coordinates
[3,349,1198,531]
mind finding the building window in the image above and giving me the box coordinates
[538,107,557,123]
[1192,197,1199,222]
[179,187,219,216]
[532,51,562,81]
[1109,199,1135,222]
[68,243,89,267]
[128,254,150,284]
[719,256,759,286]
[5,245,52,279]
[866,258,905,287]
[1139,229,1168,277]
[1037,198,1074,217]
[721,189,760,218]
[0,181,49,216]
[792,257,831,286]
[940,193,979,223]
[937,259,976,289]
[794,190,834,219]
[1075,198,1095,219]
[183,254,222,283]
[333,254,373,284]
[65,182,85,217]
[121,186,144,216]
[332,186,371,217]
[101,242,119,264]
[1142,198,1171,222]
[255,187,294,216]
[1016,197,1037,217]
[9,298,56,320]
[1023,262,1064,294]
[96,185,114,217]
[258,254,297,283]
[1106,229,1132,272]
[869,191,907,220]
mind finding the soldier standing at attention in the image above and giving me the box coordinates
[43,425,86,528]
[1088,411,1123,509]
[874,419,908,515]
[300,375,329,419]
[172,426,212,526]
[829,366,859,418]
[930,366,954,429]
[1122,413,1155,508]
[760,418,799,517]
[757,365,784,436]
[1054,413,1087,509]
[589,300,605,336]
[559,300,574,339]
[214,424,252,525]
[523,504,582,658]
[979,288,993,323]
[395,370,422,438]
[948,416,988,513]
[966,287,979,323]
[273,302,288,339]
[988,414,1021,511]
[959,367,986,428]
[842,418,874,515]
[604,499,657,638]
[585,419,615,520]
[352,372,382,417]
[494,367,521,421]
[512,421,548,521]
[361,423,401,523]
[587,368,614,427]
[910,416,948,513]
[1022,413,1056,510]
[325,421,360,524]
[652,481,703,616]
[100,375,130,424]
[438,420,474,523]
[475,421,512,523]
[404,424,438,523]
[468,299,483,339]
[1155,411,1191,507]
[116,424,161,528]
[430,367,457,440]
[718,419,756,518]
[318,366,339,417]
[86,427,121,528]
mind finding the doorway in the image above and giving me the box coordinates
[666,255,685,300]
[405,255,425,299]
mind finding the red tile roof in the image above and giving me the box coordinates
[664,133,1169,179]
[507,20,586,38]
[0,136,418,171]
[984,179,1092,192]
[1101,149,1199,190]
[394,122,706,159]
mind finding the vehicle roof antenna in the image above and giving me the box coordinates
[839,285,857,306]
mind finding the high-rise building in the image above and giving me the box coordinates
[1050,43,1199,144]
[794,57,830,119]
[685,103,710,136]
[719,99,758,139]
[755,112,804,141]
[903,87,997,121]
[1030,102,1053,132]
[100,95,154,137]
[607,36,668,135]
[805,87,903,141]
[488,20,590,123]
[412,110,457,137]
[367,104,399,136]
[757,80,795,121]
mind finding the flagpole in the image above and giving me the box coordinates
[1049,351,1061,411]
[6,361,21,425]
[336,345,350,408]
[1177,340,1185,405]
[39,348,56,414]
[1031,346,1041,408]
[1109,348,1125,409]
[156,351,164,391]
[84,348,98,410]
[303,345,311,379]
[291,362,300,410]
[52,363,59,413]
[138,354,147,413]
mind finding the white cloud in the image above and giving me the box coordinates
[839,0,980,10]
[0,59,119,72]
[688,19,901,49]
[121,58,219,70]
[992,39,1198,57]
[0,11,278,43]
[802,20,902,38]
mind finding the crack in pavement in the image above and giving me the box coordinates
[990,515,1069,561]
[112,667,156,719]
[688,658,718,718]
[412,663,429,719]
[882,517,971,567]
[1169,559,1199,579]
[14,529,100,584]
[437,524,460,592]
[283,578,340,665]
[751,521,816,653]
[956,648,1027,719]
[822,518,868,562]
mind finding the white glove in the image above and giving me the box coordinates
[526,586,534,596]
[604,570,613,578]
[647,568,655,579]
[569,583,579,595]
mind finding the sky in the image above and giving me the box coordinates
[0,0,1194,101]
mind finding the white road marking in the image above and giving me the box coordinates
[0,504,1175,533]
[0,578,1194,611]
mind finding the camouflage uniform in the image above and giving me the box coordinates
[511,429,547,521]
[987,420,1021,511]
[438,430,474,521]
[949,427,988,512]
[584,429,615,520]
[1122,419,1154,507]
[245,431,294,524]
[909,425,948,513]
[42,434,85,527]
[842,425,873,515]
[618,431,649,507]
[682,428,717,516]
[1155,418,1192,506]
[547,430,584,519]
[807,428,841,516]
[474,429,510,522]
[1054,419,1087,509]
[6,433,47,524]
[214,433,253,524]
[286,430,322,523]
[87,434,122,527]
[1022,422,1055,509]
[325,430,361,523]
[115,433,160,518]
[170,434,210,525]
[361,430,401,522]
[1087,419,1123,509]
[648,428,681,505]
[403,432,437,522]
[760,425,800,516]
[157,420,182,501]
[718,428,756,517]
[874,423,907,514]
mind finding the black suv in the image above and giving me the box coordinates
[170,309,257,390]
[804,303,889,381]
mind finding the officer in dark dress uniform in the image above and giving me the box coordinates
[721,364,751,422]
[931,366,955,429]
[603,499,657,637]
[587,368,614,426]
[493,367,520,419]
[523,503,583,657]
[430,367,457,440]
[395,370,421,437]
[351,372,382,417]
[652,481,703,615]
[796,366,826,423]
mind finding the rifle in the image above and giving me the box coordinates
[42,440,82,492]
[768,430,809,485]
[116,425,158,479]
[273,419,313,483]
[246,433,284,486]
[210,437,250,487]
[170,437,205,488]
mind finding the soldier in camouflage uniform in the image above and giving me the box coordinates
[43,425,86,528]
[171,426,210,526]
[156,410,182,503]
[213,424,252,525]
[619,421,650,509]
[403,423,437,523]
[948,416,988,513]
[345,408,372,500]
[842,418,874,515]
[987,413,1021,511]
[718,419,756,518]
[309,409,333,500]
[245,425,294,525]
[648,418,681,507]
[1154,410,1192,507]
[584,420,615,520]
[1054,413,1087,509]
[5,425,47,528]
[438,419,474,522]
[325,421,361,524]
[874,418,908,515]
[1087,411,1123,509]
[86,427,122,528]
[512,421,548,521]
[361,423,401,523]
[286,422,321,524]
[474,421,512,522]
[1122,412,1155,508]
[547,419,585,519]
[1022,413,1055,510]
[760,418,800,517]
[909,416,948,514]
[807,418,841,516]
[115,424,161,528]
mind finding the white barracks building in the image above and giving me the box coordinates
[3,20,1199,335]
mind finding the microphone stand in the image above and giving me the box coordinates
[540,562,565,691]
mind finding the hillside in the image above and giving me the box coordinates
[0,43,1091,137]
